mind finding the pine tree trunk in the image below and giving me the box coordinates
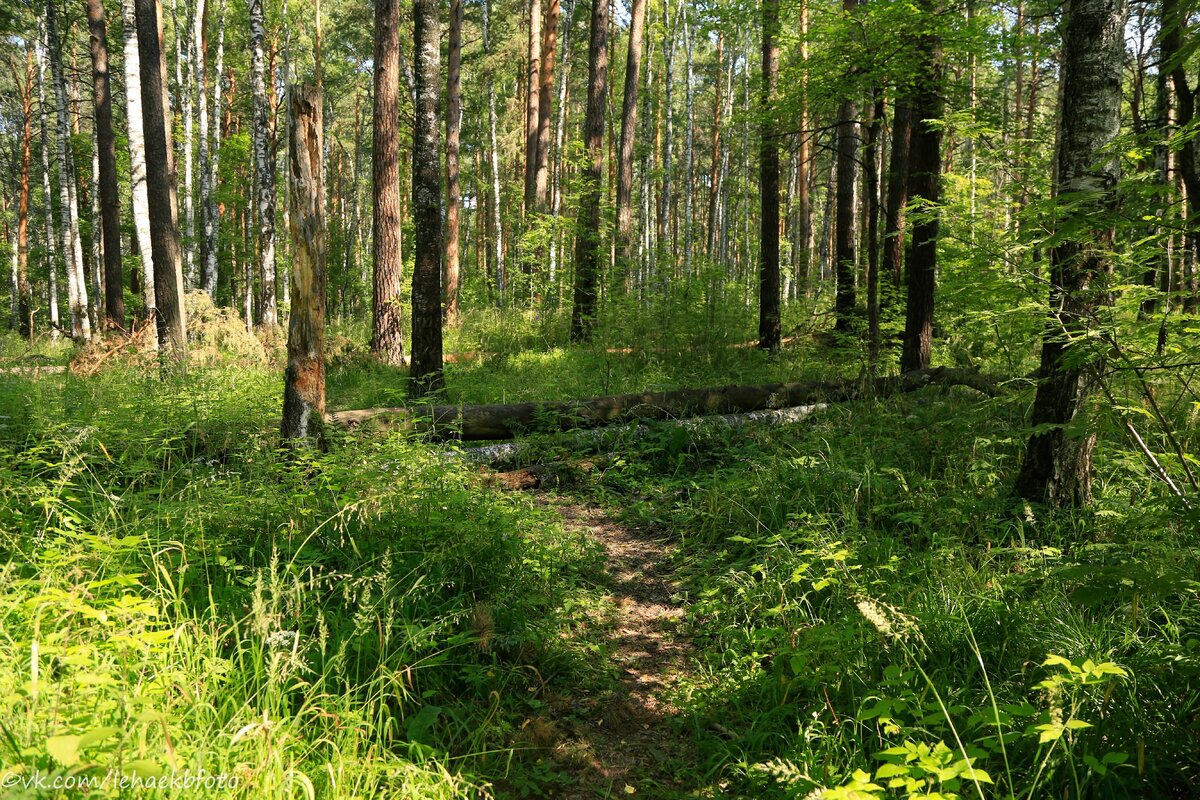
[136,0,187,358]
[792,0,811,297]
[371,0,405,364]
[1014,0,1128,507]
[758,0,780,351]
[87,0,125,331]
[250,0,277,325]
[1163,0,1200,312]
[569,0,609,342]
[45,0,91,342]
[900,4,943,373]
[409,0,444,394]
[281,83,326,444]
[615,0,646,277]
[833,93,858,331]
[444,0,462,325]
[533,0,560,211]
[524,0,543,214]
[482,0,505,304]
[682,9,695,279]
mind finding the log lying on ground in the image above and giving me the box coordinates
[329,366,998,440]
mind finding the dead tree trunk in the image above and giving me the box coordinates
[281,84,326,444]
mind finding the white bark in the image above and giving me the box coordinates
[682,3,694,278]
[204,0,225,296]
[194,0,212,295]
[120,0,155,322]
[548,0,574,285]
[173,0,196,287]
[44,2,91,342]
[249,0,276,324]
[36,21,60,340]
[90,134,102,327]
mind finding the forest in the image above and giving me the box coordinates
[0,0,1198,795]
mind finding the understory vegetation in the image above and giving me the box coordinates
[1,299,1197,798]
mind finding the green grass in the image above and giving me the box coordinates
[0,306,1197,798]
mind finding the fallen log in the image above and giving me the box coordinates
[329,366,997,440]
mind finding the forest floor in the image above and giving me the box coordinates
[538,498,699,799]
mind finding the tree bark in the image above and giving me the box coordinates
[36,21,61,340]
[249,0,277,325]
[706,33,724,259]
[371,0,405,365]
[444,0,463,325]
[1162,0,1199,312]
[136,0,187,357]
[14,46,35,338]
[615,0,646,277]
[203,0,225,298]
[534,0,560,209]
[834,97,858,331]
[865,90,883,363]
[87,0,125,331]
[900,5,943,373]
[524,0,543,214]
[46,0,92,342]
[120,0,155,324]
[482,0,505,304]
[882,98,911,292]
[281,84,326,444]
[1014,0,1128,507]
[409,0,444,395]
[570,0,609,342]
[331,367,997,439]
[758,0,781,351]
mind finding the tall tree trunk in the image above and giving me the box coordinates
[203,0,225,297]
[444,0,462,324]
[281,83,326,444]
[371,0,405,365]
[865,90,883,363]
[882,98,912,292]
[1163,0,1200,312]
[706,32,724,259]
[792,0,811,297]
[570,0,609,341]
[173,0,195,287]
[121,0,155,323]
[45,0,91,342]
[136,0,187,357]
[534,0,560,209]
[409,0,444,394]
[615,0,646,277]
[900,5,943,372]
[657,6,675,265]
[194,0,213,295]
[833,99,858,329]
[37,22,61,340]
[250,0,277,325]
[482,0,505,304]
[15,46,35,338]
[758,0,780,350]
[1014,0,1128,507]
[87,0,125,331]
[548,0,574,287]
[524,0,543,214]
[682,8,695,279]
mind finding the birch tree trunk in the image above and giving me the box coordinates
[250,0,277,325]
[281,83,326,444]
[45,0,91,342]
[1014,0,1128,506]
[371,0,405,365]
[758,0,780,351]
[569,0,609,342]
[833,41,858,334]
[706,33,723,259]
[173,0,195,287]
[15,46,34,338]
[203,0,225,297]
[194,0,213,295]
[548,0,574,287]
[37,23,61,340]
[444,0,462,325]
[409,0,444,394]
[614,0,646,279]
[87,0,125,330]
[121,0,155,324]
[682,6,695,280]
[136,0,188,358]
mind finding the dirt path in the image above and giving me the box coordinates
[543,500,700,799]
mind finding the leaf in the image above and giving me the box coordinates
[46,735,81,767]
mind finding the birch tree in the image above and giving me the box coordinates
[250,0,277,325]
[121,0,155,323]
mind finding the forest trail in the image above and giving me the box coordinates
[540,498,700,798]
